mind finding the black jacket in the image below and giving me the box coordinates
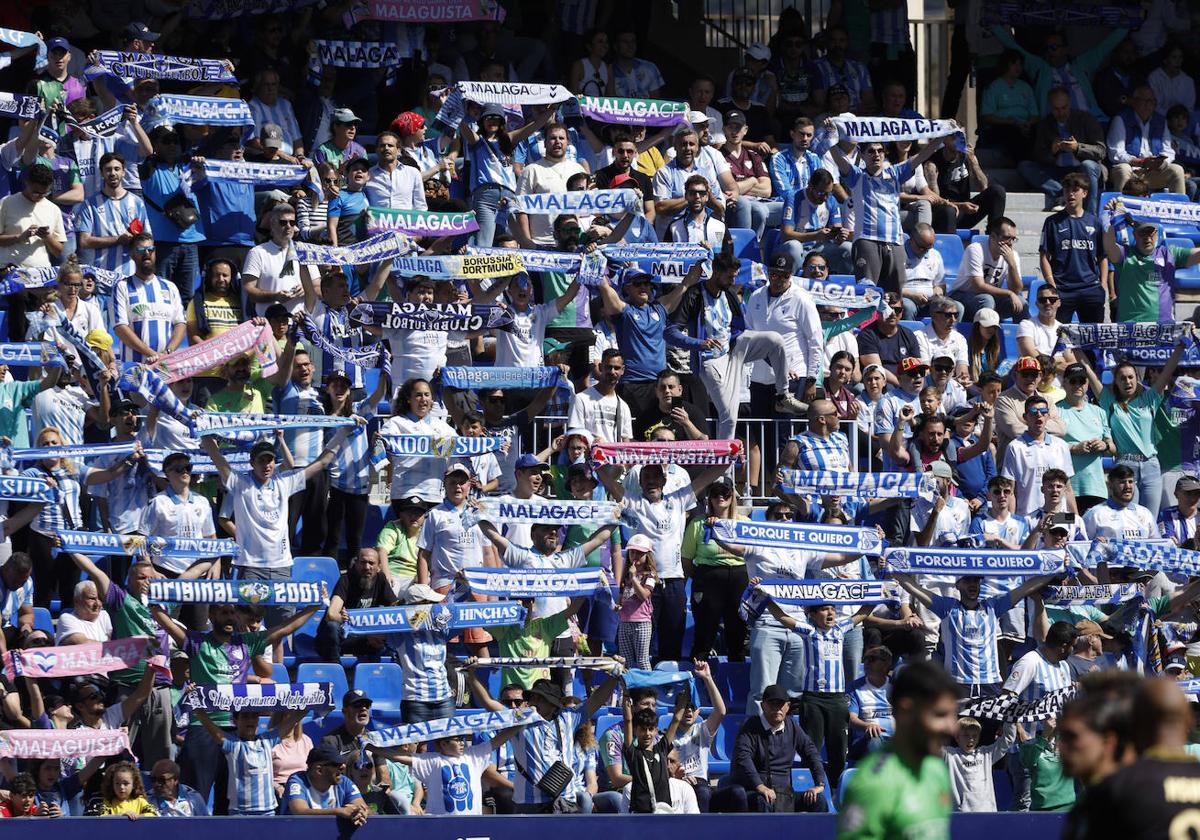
[731,714,827,791]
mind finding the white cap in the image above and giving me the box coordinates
[973,308,1000,328]
[687,110,710,125]
[626,534,655,554]
[746,43,771,61]
[564,427,594,447]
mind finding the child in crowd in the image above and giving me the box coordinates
[98,762,158,818]
[623,690,687,814]
[669,660,727,812]
[1019,717,1075,812]
[943,717,1016,812]
[380,746,423,814]
[617,534,657,669]
[388,726,521,816]
[195,707,304,816]
[1,773,40,817]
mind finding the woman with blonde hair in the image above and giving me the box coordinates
[683,479,749,661]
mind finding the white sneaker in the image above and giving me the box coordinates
[774,394,808,416]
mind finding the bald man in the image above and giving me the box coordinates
[1064,678,1200,840]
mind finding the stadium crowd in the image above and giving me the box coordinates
[0,0,1199,831]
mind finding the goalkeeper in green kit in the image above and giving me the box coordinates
[837,661,959,840]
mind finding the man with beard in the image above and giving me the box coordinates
[594,133,655,223]
[317,548,398,662]
[364,131,424,210]
[111,231,185,365]
[513,123,587,248]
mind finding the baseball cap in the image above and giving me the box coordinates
[46,36,71,53]
[1135,220,1158,234]
[543,337,571,355]
[323,369,352,386]
[948,404,976,421]
[444,462,473,478]
[394,495,431,513]
[1013,356,1042,373]
[342,689,372,708]
[723,109,748,127]
[626,533,655,554]
[610,172,637,188]
[924,459,956,483]
[307,744,346,765]
[746,43,771,61]
[125,21,160,41]
[897,357,928,377]
[528,681,567,709]
[768,251,794,275]
[332,107,362,124]
[931,352,956,367]
[1063,362,1088,381]
[826,83,850,98]
[687,110,710,126]
[408,583,445,603]
[260,123,285,149]
[250,439,277,461]
[1074,619,1113,640]
[477,103,505,123]
[761,684,791,703]
[973,308,1000,328]
[621,270,653,287]
[564,427,594,447]
[1176,475,1200,493]
[515,454,550,471]
[107,399,139,416]
[162,452,192,472]
[861,362,886,380]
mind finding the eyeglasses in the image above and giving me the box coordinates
[133,245,155,253]
[1066,376,1087,385]
[277,218,298,227]
[61,282,82,289]
[1037,296,1059,304]
[933,364,955,373]
[933,311,956,320]
[996,234,1018,243]
[1027,406,1050,416]
[502,697,525,706]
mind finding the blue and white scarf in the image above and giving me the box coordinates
[86,51,236,94]
[464,245,584,274]
[198,159,323,201]
[379,434,504,459]
[57,530,239,560]
[352,302,514,332]
[0,475,56,503]
[1113,197,1200,226]
[312,40,410,68]
[745,264,885,309]
[1059,322,1192,350]
[755,578,902,605]
[1088,540,1200,577]
[10,442,137,462]
[472,495,621,526]
[0,265,119,296]
[778,468,934,499]
[0,343,66,368]
[345,601,526,635]
[390,253,525,280]
[600,242,711,262]
[369,207,479,237]
[0,92,41,120]
[1065,539,1172,568]
[0,28,45,71]
[118,364,192,421]
[623,669,699,706]
[464,567,604,598]
[884,547,1066,576]
[1042,583,1141,606]
[180,681,335,714]
[367,706,544,747]
[143,94,254,130]
[458,80,572,105]
[512,190,640,216]
[147,579,326,605]
[298,314,385,370]
[63,106,125,139]
[143,449,251,475]
[441,365,561,391]
[293,232,413,267]
[710,518,885,555]
[191,412,355,436]
[831,113,965,150]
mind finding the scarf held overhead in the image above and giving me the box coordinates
[0,92,41,120]
[179,681,336,713]
[0,729,131,760]
[147,579,326,605]
[884,547,1066,576]
[87,51,236,84]
[144,94,254,129]
[590,440,743,466]
[441,366,561,390]
[3,636,154,681]
[345,601,526,634]
[458,81,572,105]
[575,96,690,126]
[777,468,934,498]
[464,567,604,598]
[352,302,514,332]
[298,315,385,370]
[831,113,965,149]
[293,232,413,267]
[368,207,479,237]
[755,578,902,605]
[472,495,621,525]
[1059,322,1192,349]
[1042,584,1142,605]
[512,190,640,215]
[1088,540,1200,577]
[344,0,505,25]
[313,40,409,68]
[711,518,885,555]
[0,475,57,503]
[379,434,504,458]
[0,342,66,368]
[391,253,524,280]
[367,707,544,747]
[56,530,239,560]
[191,412,355,436]
[154,315,277,383]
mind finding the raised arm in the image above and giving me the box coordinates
[1006,573,1060,606]
[582,669,625,720]
[149,603,188,647]
[893,572,933,609]
[193,708,227,745]
[476,517,510,553]
[265,601,323,645]
[577,521,620,556]
[201,436,234,485]
[302,423,356,480]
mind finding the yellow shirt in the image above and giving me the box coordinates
[99,797,157,816]
[185,292,243,378]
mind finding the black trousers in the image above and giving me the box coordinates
[618,380,659,422]
[288,469,330,557]
[1057,285,1106,325]
[322,487,369,566]
[931,184,1007,234]
[801,691,851,786]
[650,577,687,663]
[690,564,749,660]
[29,530,78,608]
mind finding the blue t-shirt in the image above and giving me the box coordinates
[1038,210,1103,292]
[283,770,363,812]
[142,161,204,244]
[613,301,668,383]
[327,188,368,244]
[196,177,255,246]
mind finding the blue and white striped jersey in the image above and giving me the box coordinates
[392,624,453,703]
[813,57,873,110]
[276,381,324,466]
[308,301,366,390]
[327,398,376,495]
[22,465,91,536]
[793,616,858,693]
[841,160,914,245]
[794,430,851,472]
[221,730,282,815]
[512,708,583,806]
[848,676,894,739]
[929,593,1012,685]
[248,98,303,155]
[73,190,152,276]
[110,274,185,364]
[1004,649,1072,704]
[89,450,154,533]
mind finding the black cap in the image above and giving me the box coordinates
[342,688,372,707]
[125,21,160,41]
[162,452,192,471]
[395,495,431,512]
[827,83,850,98]
[323,369,352,386]
[724,110,748,127]
[307,744,346,765]
[948,404,975,420]
[768,251,794,274]
[250,439,277,462]
[108,399,138,416]
[528,681,567,709]
[761,684,791,703]
[1063,362,1088,380]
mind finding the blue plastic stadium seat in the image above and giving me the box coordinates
[293,556,341,591]
[1167,237,1200,289]
[899,320,924,334]
[286,606,325,665]
[761,228,782,263]
[728,227,759,285]
[297,661,351,706]
[792,768,837,812]
[955,228,975,245]
[837,767,857,805]
[353,662,403,723]
[713,661,751,713]
[271,662,290,684]
[0,310,8,341]
[999,323,1021,360]
[708,713,744,775]
[932,233,964,272]
[32,606,53,636]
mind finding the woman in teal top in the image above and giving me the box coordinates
[1071,341,1187,519]
[1056,362,1114,509]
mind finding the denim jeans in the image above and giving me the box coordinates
[728,197,772,241]
[401,696,456,723]
[588,791,626,813]
[471,185,515,246]
[842,624,864,684]
[156,240,200,312]
[1118,454,1164,519]
[1016,160,1103,216]
[748,621,805,716]
[179,723,233,813]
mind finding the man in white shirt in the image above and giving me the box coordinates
[1016,285,1067,360]
[666,174,726,246]
[746,251,823,411]
[1001,394,1076,517]
[1083,464,1159,540]
[1105,84,1187,193]
[911,460,972,547]
[56,580,112,644]
[918,299,969,378]
[902,224,949,320]
[567,348,633,443]
[0,164,66,268]
[950,217,1024,322]
[242,204,308,317]
[364,131,425,211]
[513,123,587,247]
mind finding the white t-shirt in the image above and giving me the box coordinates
[673,720,714,779]
[242,241,308,316]
[515,158,587,244]
[409,742,493,815]
[222,468,307,569]
[494,301,558,368]
[1016,317,1064,357]
[384,325,448,387]
[567,387,632,443]
[417,501,486,590]
[383,412,457,502]
[910,495,972,546]
[33,385,94,446]
[56,609,113,644]
[904,247,946,299]
[918,326,968,368]
[1000,434,1075,516]
[622,484,698,579]
[139,491,217,574]
[30,298,105,346]
[951,241,1022,294]
[1083,501,1159,541]
[0,192,66,268]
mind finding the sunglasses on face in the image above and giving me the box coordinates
[1017,370,1039,377]
[933,364,954,373]
[1066,376,1087,384]
[934,311,956,320]
[168,465,192,474]
[1027,406,1050,416]
[134,246,155,253]
[277,218,298,227]
[1038,296,1059,304]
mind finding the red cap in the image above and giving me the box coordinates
[896,357,928,377]
[610,172,636,188]
[1013,356,1042,373]
[390,111,425,136]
